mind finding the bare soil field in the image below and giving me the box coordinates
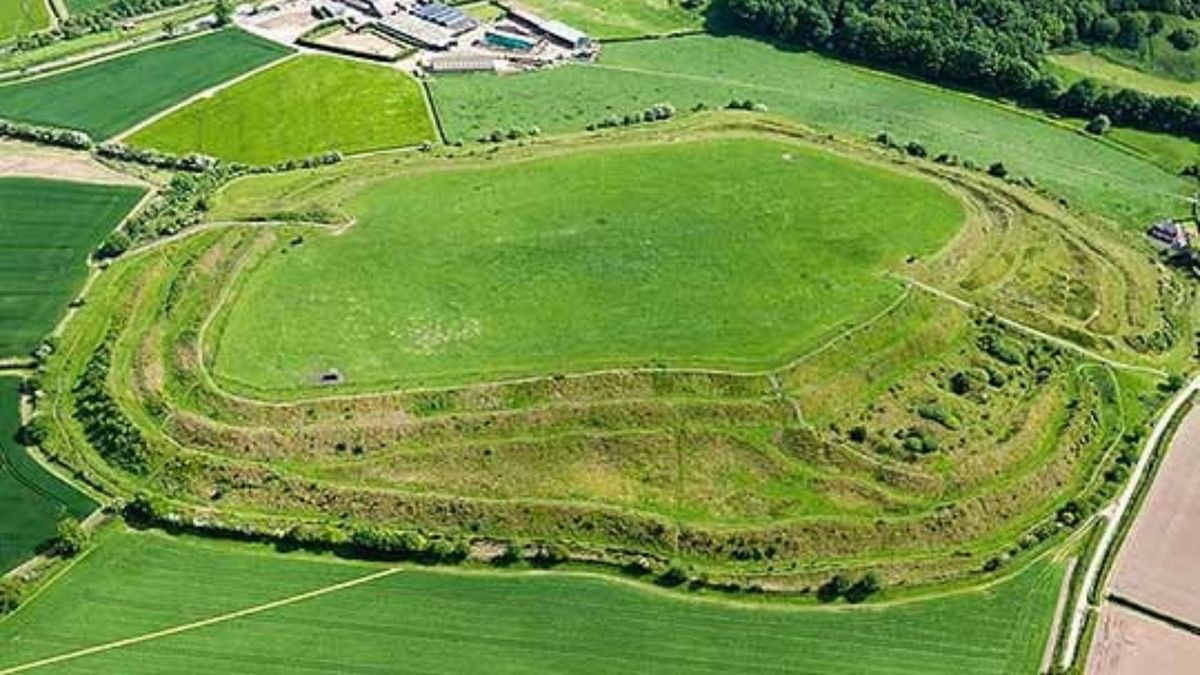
[314,27,407,59]
[1110,406,1200,624]
[0,141,144,185]
[1088,603,1200,675]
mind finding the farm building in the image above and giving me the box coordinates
[485,27,538,51]
[311,2,346,19]
[337,0,383,17]
[374,12,455,49]
[500,2,592,50]
[410,1,477,34]
[425,54,497,73]
[1148,220,1191,249]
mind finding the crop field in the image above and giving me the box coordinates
[429,35,1192,230]
[211,136,963,392]
[0,177,144,356]
[0,0,50,42]
[128,55,435,165]
[0,529,1064,675]
[0,29,291,139]
[0,379,96,572]
[516,0,704,39]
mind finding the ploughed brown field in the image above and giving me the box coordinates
[1088,603,1200,675]
[1110,407,1200,624]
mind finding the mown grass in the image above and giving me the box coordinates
[1048,50,1200,98]
[0,177,144,356]
[516,0,704,39]
[430,34,1190,230]
[1090,14,1200,84]
[211,136,963,392]
[0,529,1063,675]
[62,0,115,15]
[128,55,435,164]
[0,378,96,572]
[0,0,50,42]
[0,29,291,139]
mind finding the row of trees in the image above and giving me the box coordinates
[719,0,1200,139]
[72,343,151,474]
[11,0,232,54]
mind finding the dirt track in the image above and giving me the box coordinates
[1110,406,1200,624]
[1087,603,1200,675]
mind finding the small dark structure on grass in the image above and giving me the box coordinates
[316,368,344,386]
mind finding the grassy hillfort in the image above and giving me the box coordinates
[4,0,1200,672]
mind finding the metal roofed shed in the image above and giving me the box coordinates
[425,54,498,72]
[411,1,478,34]
[374,11,455,49]
[501,2,592,50]
[485,27,538,51]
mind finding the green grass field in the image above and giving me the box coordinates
[430,34,1190,230]
[517,0,704,38]
[0,177,144,356]
[0,378,96,572]
[62,0,115,14]
[0,29,291,139]
[0,529,1063,674]
[128,55,435,165]
[0,0,50,42]
[1084,14,1200,84]
[211,137,962,392]
[1048,51,1200,98]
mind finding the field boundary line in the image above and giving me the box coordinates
[897,275,1167,377]
[585,60,1185,203]
[1040,557,1078,674]
[109,51,300,143]
[1107,593,1200,637]
[1062,379,1200,669]
[420,78,448,145]
[0,567,402,674]
[0,26,223,90]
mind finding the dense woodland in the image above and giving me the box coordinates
[721,0,1200,139]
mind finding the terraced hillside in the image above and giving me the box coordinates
[31,116,1180,592]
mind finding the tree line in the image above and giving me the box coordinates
[719,0,1200,140]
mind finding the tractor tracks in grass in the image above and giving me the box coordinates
[0,566,403,674]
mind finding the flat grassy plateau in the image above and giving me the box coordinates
[129,55,436,165]
[0,529,1063,675]
[212,136,963,392]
